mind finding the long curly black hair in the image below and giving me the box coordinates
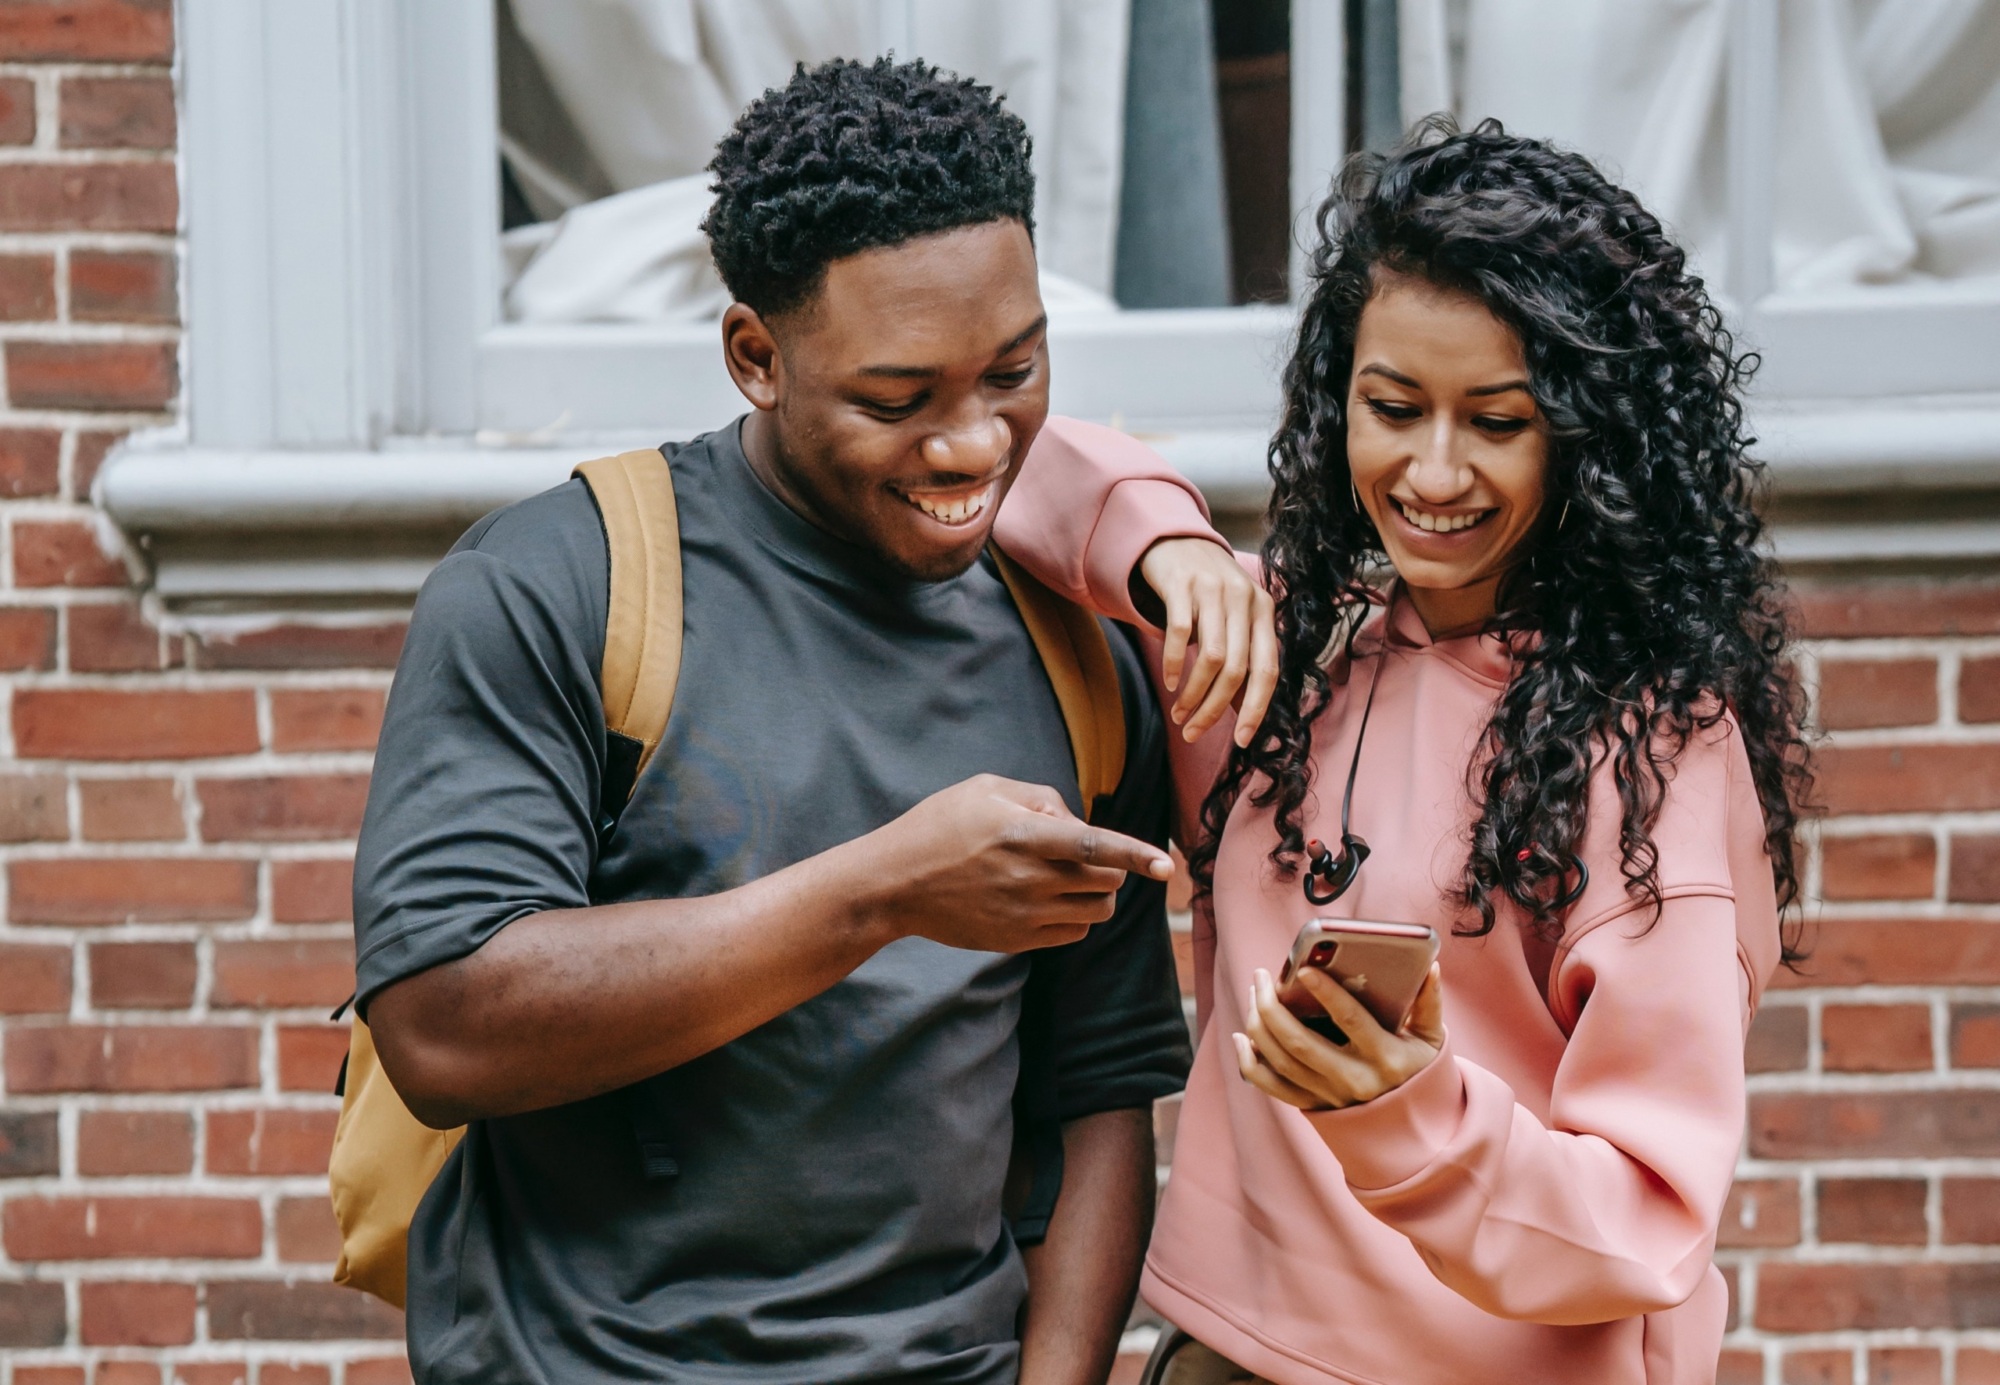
[1193,118,1810,958]
[703,57,1035,317]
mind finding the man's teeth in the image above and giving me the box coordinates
[907,490,989,525]
[1393,498,1489,533]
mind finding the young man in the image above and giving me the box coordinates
[354,59,1192,1384]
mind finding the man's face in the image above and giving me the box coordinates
[725,219,1050,581]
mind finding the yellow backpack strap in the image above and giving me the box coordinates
[574,449,684,780]
[988,546,1127,819]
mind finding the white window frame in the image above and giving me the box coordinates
[100,0,2000,603]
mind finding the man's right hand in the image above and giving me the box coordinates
[842,775,1172,955]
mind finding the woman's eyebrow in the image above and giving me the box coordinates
[1356,363,1421,388]
[1467,379,1532,397]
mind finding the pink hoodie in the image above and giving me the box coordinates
[995,418,1782,1385]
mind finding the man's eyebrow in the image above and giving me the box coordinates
[855,315,1049,379]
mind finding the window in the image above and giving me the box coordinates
[103,0,2000,604]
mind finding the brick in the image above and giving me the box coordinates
[4,1195,261,1260]
[74,428,124,496]
[1818,657,1938,730]
[344,1363,413,1385]
[1770,918,2000,989]
[0,604,58,667]
[0,1280,67,1346]
[96,1363,160,1385]
[1953,1004,2000,1067]
[1716,1351,1764,1385]
[1821,1003,1932,1072]
[257,1365,329,1385]
[0,162,175,232]
[1961,1348,2000,1385]
[13,688,259,761]
[0,74,34,143]
[1818,1177,1928,1244]
[0,426,59,495]
[277,1024,349,1092]
[204,1279,403,1341]
[0,251,56,318]
[1154,1092,1181,1168]
[1757,1261,2000,1330]
[198,774,370,842]
[173,1368,248,1385]
[60,73,173,149]
[271,858,354,925]
[15,1369,86,1385]
[9,857,257,925]
[1782,1350,1853,1385]
[1750,1090,2000,1158]
[1821,833,1936,901]
[1870,1348,1942,1385]
[71,247,176,323]
[1716,1176,1800,1248]
[1952,834,2000,903]
[1746,1004,1808,1072]
[12,516,130,587]
[0,942,71,1013]
[1964,656,2000,723]
[213,938,354,1008]
[191,620,407,671]
[0,1109,60,1176]
[80,1280,196,1345]
[1171,927,1194,997]
[0,0,173,61]
[7,339,176,411]
[0,771,68,841]
[206,1108,338,1175]
[1943,1177,2000,1243]
[269,687,386,753]
[1820,742,2000,814]
[78,1108,193,1175]
[69,602,170,673]
[276,1195,340,1263]
[89,939,196,1008]
[79,776,184,840]
[4,1023,257,1092]
[1794,576,2000,638]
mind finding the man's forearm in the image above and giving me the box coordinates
[365,843,894,1127]
[1018,1106,1157,1385]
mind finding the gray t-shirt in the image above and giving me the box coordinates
[352,421,1190,1385]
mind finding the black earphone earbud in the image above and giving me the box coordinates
[1304,834,1371,906]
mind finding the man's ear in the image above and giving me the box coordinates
[721,302,781,411]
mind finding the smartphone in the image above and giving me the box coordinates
[1276,919,1440,1044]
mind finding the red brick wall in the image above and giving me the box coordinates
[3,7,2000,1383]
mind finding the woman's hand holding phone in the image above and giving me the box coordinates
[1235,963,1446,1111]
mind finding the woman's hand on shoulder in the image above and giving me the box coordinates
[1136,537,1277,748]
[1235,964,1445,1111]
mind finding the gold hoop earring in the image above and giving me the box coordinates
[1558,500,1571,531]
[1351,480,1363,513]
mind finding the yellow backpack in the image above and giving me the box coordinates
[328,447,1129,1308]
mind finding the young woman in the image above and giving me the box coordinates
[994,120,1810,1384]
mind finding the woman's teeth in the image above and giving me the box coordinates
[1392,497,1490,534]
[905,489,990,525]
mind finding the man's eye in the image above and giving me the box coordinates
[988,367,1035,389]
[1364,398,1420,422]
[862,397,924,419]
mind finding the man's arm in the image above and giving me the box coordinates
[369,774,1171,1128]
[1017,1107,1156,1385]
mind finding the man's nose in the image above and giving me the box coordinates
[919,413,1011,477]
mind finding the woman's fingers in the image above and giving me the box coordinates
[1405,963,1446,1048]
[1158,577,1194,696]
[1295,966,1395,1059]
[1248,973,1372,1099]
[1233,1031,1330,1109]
[1236,587,1279,748]
[1182,576,1253,741]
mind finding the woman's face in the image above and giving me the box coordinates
[1345,270,1550,637]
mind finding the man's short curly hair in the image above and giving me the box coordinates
[703,56,1036,317]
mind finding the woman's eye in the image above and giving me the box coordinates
[1363,398,1420,422]
[1474,415,1532,435]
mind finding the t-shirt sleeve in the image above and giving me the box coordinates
[351,482,611,1014]
[1040,624,1194,1120]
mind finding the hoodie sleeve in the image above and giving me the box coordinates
[995,415,1226,625]
[1303,722,1771,1325]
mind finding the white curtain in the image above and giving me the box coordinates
[500,0,1130,322]
[1400,0,2000,292]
